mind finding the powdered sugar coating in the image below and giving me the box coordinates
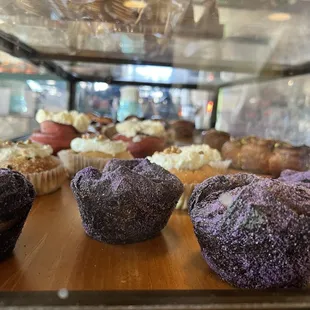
[278,169,310,189]
[189,173,310,289]
[0,169,35,260]
[71,159,183,244]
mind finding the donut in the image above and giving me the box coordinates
[71,159,183,244]
[189,173,310,288]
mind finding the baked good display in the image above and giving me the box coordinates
[71,159,183,244]
[113,119,167,158]
[189,173,310,289]
[0,169,35,260]
[31,109,91,154]
[278,169,310,189]
[0,140,67,195]
[58,134,133,177]
[221,137,310,176]
[148,145,231,210]
[202,129,230,152]
[170,120,195,141]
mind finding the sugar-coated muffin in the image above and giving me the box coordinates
[189,173,310,289]
[0,169,35,260]
[278,169,310,189]
[71,159,183,244]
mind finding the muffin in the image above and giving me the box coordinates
[0,140,67,195]
[58,134,133,177]
[31,109,90,154]
[148,145,231,210]
[202,129,230,152]
[71,159,183,244]
[278,169,310,189]
[189,173,310,289]
[113,119,167,158]
[170,120,195,141]
[0,169,35,260]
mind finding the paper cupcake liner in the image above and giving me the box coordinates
[58,150,111,177]
[25,157,67,196]
[175,183,196,211]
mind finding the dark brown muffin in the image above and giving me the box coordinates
[202,129,230,152]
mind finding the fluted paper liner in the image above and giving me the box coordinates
[25,157,67,195]
[58,150,114,177]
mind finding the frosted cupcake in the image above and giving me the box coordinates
[148,145,231,210]
[0,140,67,195]
[58,134,133,177]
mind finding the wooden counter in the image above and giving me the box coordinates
[0,181,231,291]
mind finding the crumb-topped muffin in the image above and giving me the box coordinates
[113,119,167,158]
[0,169,35,260]
[148,144,231,210]
[58,134,133,177]
[0,140,67,195]
[71,159,183,244]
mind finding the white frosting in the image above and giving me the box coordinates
[35,109,90,133]
[116,119,165,138]
[0,141,53,162]
[148,144,231,171]
[71,137,127,155]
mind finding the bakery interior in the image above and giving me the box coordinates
[0,0,310,309]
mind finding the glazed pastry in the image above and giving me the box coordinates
[0,169,35,260]
[113,119,166,158]
[148,145,230,210]
[269,144,310,177]
[202,129,230,152]
[71,159,183,244]
[0,140,67,195]
[278,169,310,189]
[58,134,133,177]
[189,173,310,289]
[31,109,90,154]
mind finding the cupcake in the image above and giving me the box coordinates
[58,134,133,177]
[189,173,310,289]
[202,129,230,152]
[148,145,231,210]
[278,169,310,189]
[0,169,35,260]
[112,119,167,158]
[0,140,67,195]
[71,159,183,244]
[31,109,91,154]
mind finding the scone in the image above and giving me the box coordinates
[0,169,35,260]
[148,145,231,210]
[58,134,133,177]
[0,140,67,195]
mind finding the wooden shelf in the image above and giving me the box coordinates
[0,181,231,291]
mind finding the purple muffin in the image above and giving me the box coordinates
[278,169,310,189]
[71,159,183,244]
[0,169,35,260]
[189,173,310,289]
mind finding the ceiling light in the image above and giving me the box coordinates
[268,13,291,22]
[123,0,147,9]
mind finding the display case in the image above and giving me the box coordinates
[0,1,310,309]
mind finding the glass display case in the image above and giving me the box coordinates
[0,1,309,309]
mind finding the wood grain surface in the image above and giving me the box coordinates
[0,181,232,291]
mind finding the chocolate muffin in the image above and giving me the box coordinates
[0,169,35,260]
[278,169,310,189]
[202,129,230,152]
[189,173,310,289]
[71,159,183,244]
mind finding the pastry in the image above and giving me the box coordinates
[170,120,195,141]
[278,169,310,189]
[31,109,90,154]
[189,173,310,288]
[202,129,230,152]
[113,119,167,158]
[148,145,231,210]
[58,134,133,177]
[0,169,35,260]
[0,140,67,195]
[71,159,183,244]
